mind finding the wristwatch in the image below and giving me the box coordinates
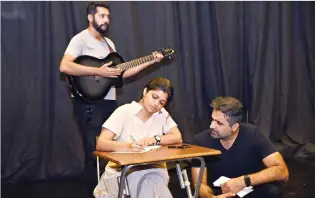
[154,135,161,145]
[244,175,251,187]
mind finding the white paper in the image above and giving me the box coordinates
[213,176,230,187]
[112,145,161,154]
[236,187,254,197]
[213,176,254,197]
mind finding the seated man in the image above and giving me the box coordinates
[189,96,289,198]
[93,77,183,198]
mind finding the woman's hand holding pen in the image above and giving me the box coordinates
[135,137,156,147]
[129,135,145,152]
[129,142,144,152]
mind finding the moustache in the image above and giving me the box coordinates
[101,23,109,27]
[211,129,219,134]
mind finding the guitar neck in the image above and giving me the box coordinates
[116,55,154,71]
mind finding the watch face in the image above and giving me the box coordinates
[155,135,161,141]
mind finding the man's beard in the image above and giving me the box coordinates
[210,128,226,140]
[92,20,109,35]
[210,129,221,139]
[210,128,233,140]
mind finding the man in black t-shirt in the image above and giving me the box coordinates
[190,97,289,198]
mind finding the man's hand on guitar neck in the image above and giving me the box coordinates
[98,51,162,78]
[122,51,164,79]
[96,51,161,78]
[98,61,122,78]
[152,51,164,63]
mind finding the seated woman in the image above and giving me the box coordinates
[93,77,183,198]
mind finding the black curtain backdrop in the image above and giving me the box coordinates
[1,1,315,183]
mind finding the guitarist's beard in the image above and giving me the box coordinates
[92,20,109,36]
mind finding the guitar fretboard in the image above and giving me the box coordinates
[116,55,154,71]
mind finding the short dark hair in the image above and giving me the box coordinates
[210,96,244,125]
[140,77,174,104]
[86,2,110,16]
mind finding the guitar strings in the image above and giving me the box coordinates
[116,55,154,71]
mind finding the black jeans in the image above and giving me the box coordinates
[72,97,117,196]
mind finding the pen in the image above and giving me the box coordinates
[130,135,137,142]
[130,135,145,151]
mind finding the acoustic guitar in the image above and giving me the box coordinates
[66,47,175,102]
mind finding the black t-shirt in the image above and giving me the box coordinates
[189,124,282,198]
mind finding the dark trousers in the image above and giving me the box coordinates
[72,97,117,196]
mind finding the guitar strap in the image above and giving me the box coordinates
[102,37,123,88]
[102,37,114,53]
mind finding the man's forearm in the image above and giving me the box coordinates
[122,61,155,78]
[191,167,216,198]
[160,128,182,145]
[96,139,131,152]
[60,60,99,76]
[248,165,289,186]
[192,167,208,186]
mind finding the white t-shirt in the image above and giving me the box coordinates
[103,101,177,170]
[64,29,116,100]
[103,101,177,142]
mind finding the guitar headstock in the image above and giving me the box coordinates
[160,47,175,60]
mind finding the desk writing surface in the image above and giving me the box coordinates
[93,144,221,166]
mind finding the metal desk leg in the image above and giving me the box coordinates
[175,162,193,198]
[117,157,205,198]
[96,156,100,182]
[118,164,136,198]
[193,157,206,198]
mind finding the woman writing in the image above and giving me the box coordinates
[94,77,182,198]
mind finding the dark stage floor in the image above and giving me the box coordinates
[2,157,315,198]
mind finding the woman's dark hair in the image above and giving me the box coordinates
[86,2,110,16]
[140,77,174,104]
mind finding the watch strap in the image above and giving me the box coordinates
[154,135,161,145]
[244,175,251,187]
